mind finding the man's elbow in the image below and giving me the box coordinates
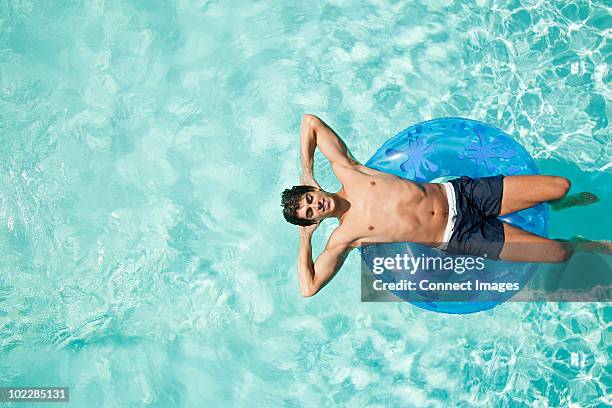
[300,284,319,298]
[302,114,320,128]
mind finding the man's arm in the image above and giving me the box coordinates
[297,227,351,297]
[299,114,359,186]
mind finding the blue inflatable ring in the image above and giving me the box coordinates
[362,117,549,314]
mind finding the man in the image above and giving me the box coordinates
[281,114,608,297]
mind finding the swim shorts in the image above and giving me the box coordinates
[437,175,506,259]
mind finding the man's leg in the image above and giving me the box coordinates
[499,223,612,262]
[499,223,571,262]
[549,192,599,211]
[499,175,570,216]
[557,235,612,255]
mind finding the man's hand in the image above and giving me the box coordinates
[300,172,321,190]
[299,222,319,237]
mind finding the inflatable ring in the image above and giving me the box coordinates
[361,117,549,314]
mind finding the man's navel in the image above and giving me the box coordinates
[368,226,374,231]
[370,181,376,186]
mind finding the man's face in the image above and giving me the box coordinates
[296,189,334,223]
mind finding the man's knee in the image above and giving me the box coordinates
[550,242,572,263]
[551,176,571,198]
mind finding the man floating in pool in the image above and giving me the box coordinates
[281,114,610,297]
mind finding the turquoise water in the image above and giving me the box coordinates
[0,0,610,406]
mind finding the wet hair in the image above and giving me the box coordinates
[281,185,318,226]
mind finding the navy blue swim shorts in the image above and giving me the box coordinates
[438,175,506,259]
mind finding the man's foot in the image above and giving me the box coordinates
[568,235,612,255]
[550,192,599,211]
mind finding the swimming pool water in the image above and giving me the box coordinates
[0,0,610,406]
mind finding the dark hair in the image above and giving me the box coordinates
[281,185,317,226]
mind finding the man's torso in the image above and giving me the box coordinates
[330,164,449,249]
